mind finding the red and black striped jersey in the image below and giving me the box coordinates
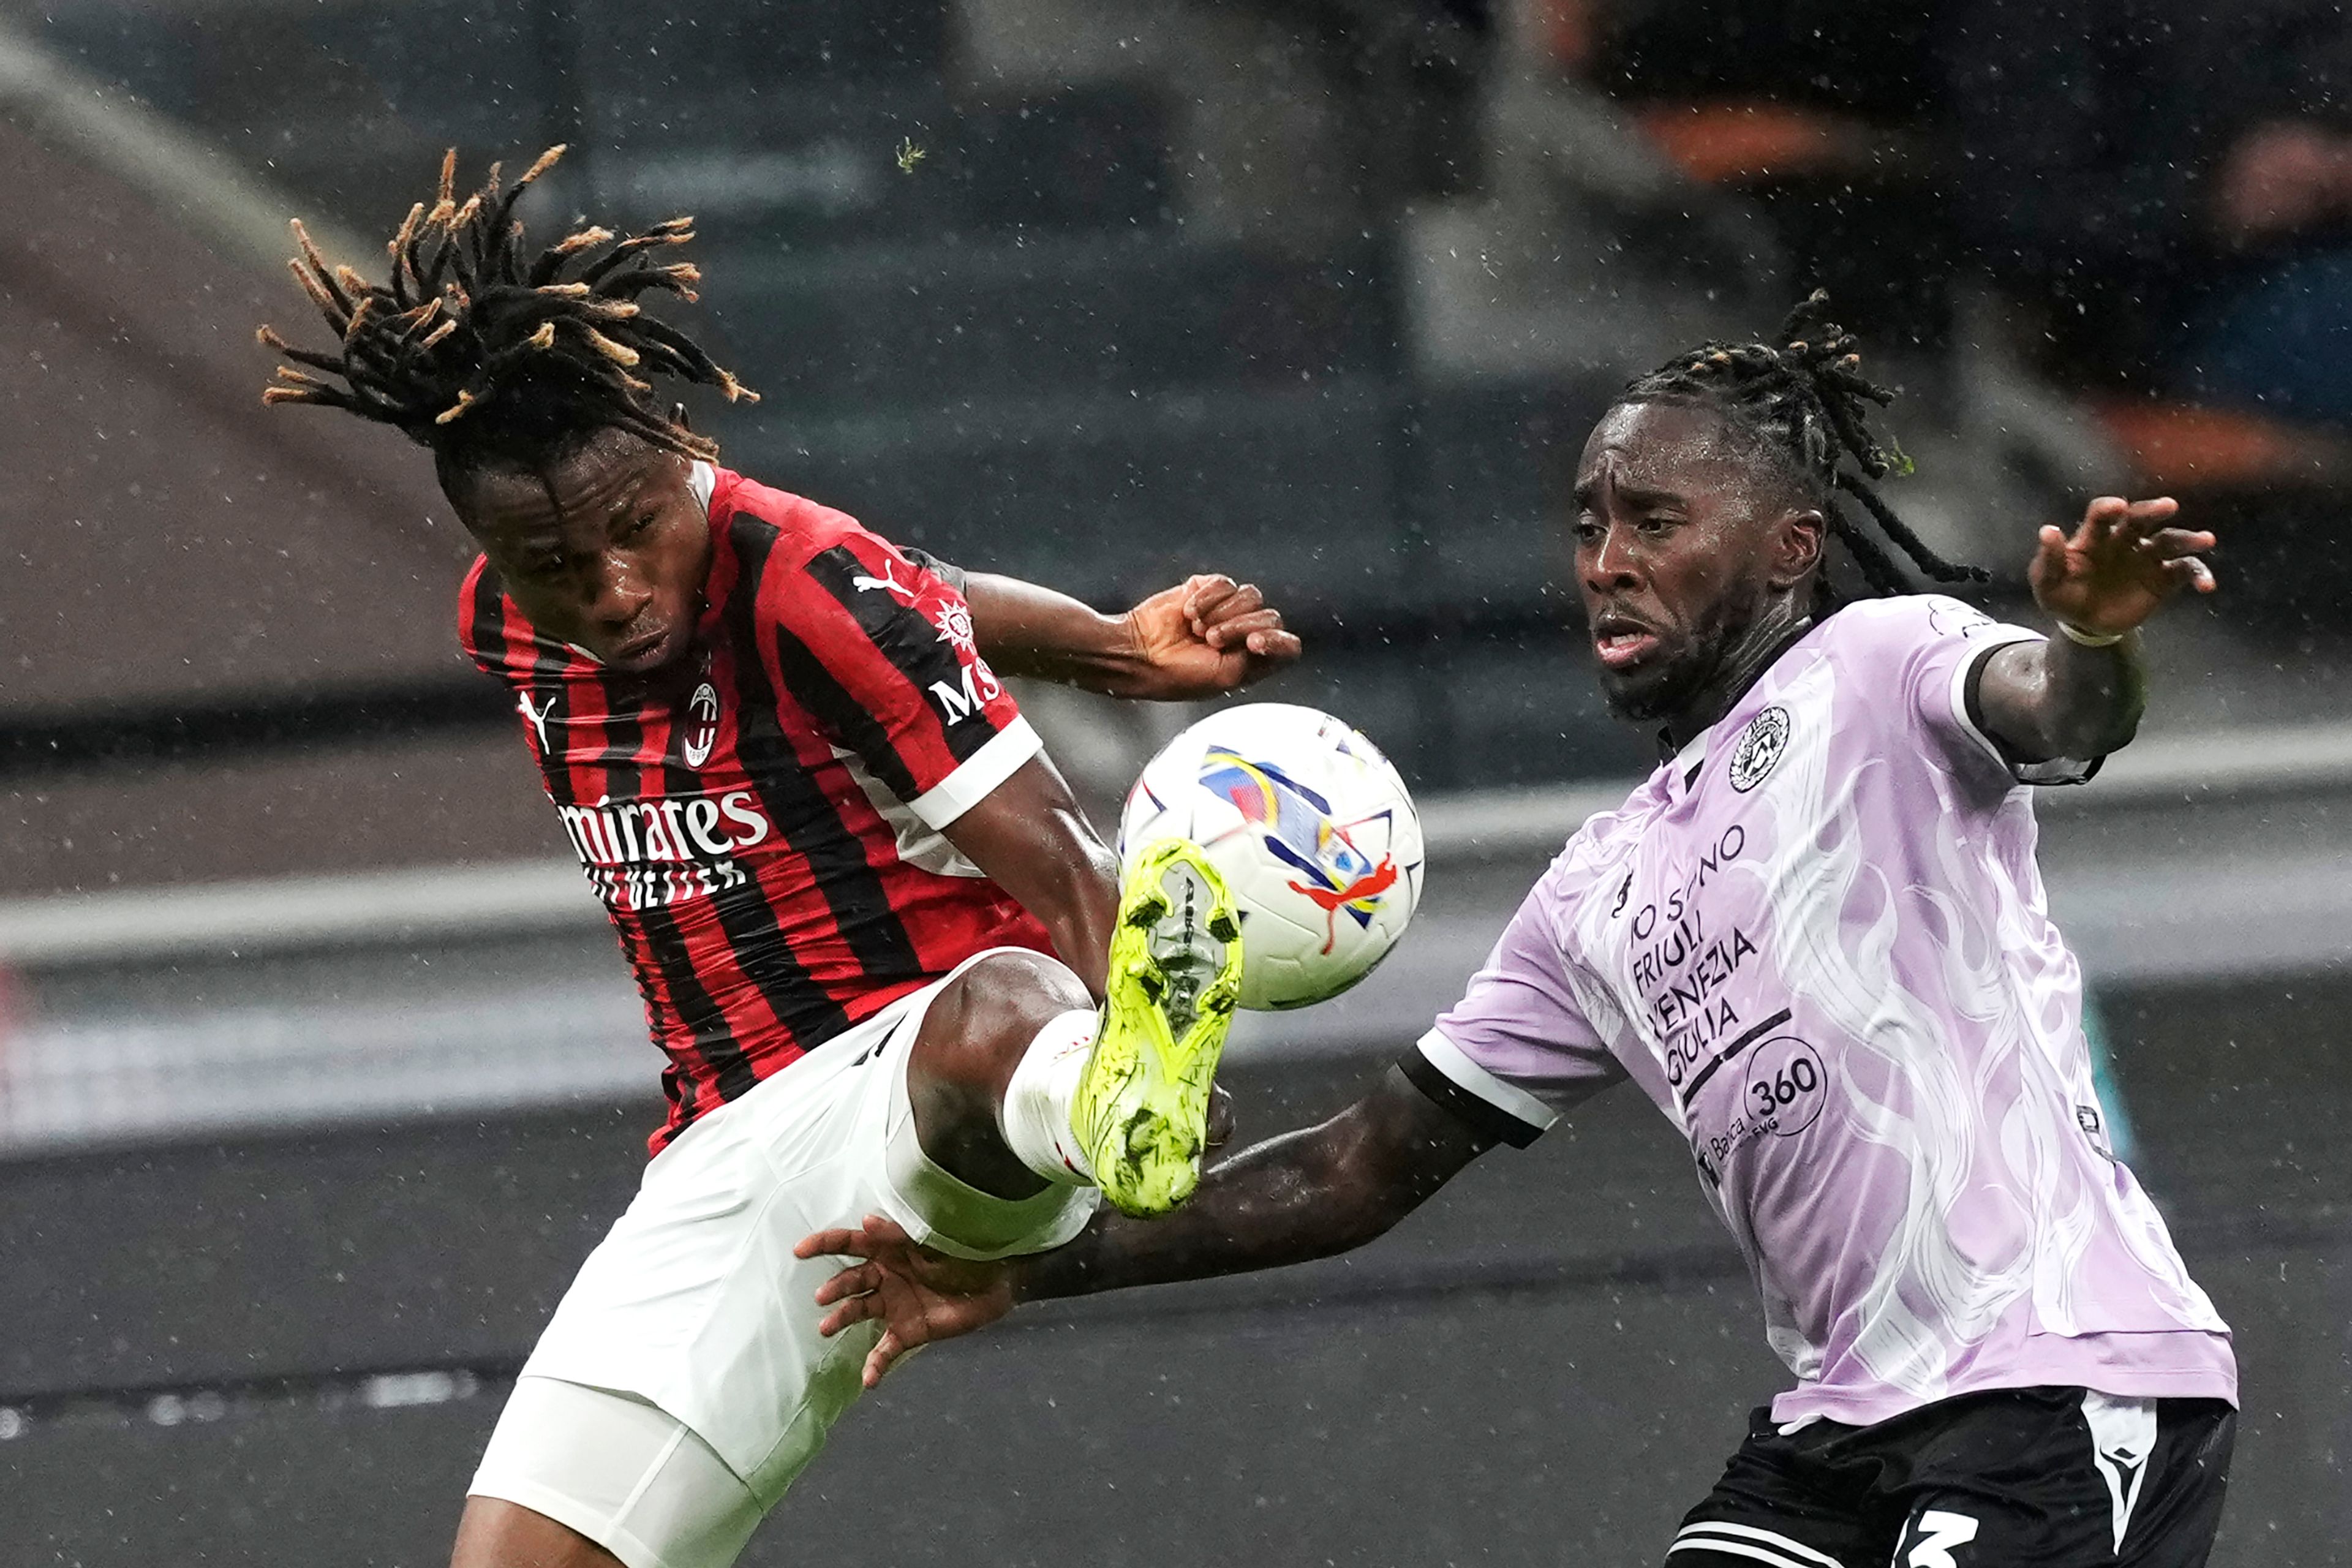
[459,462,1055,1154]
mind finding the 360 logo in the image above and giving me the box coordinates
[1744,1035,1826,1137]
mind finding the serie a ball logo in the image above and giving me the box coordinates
[1119,703,1423,1010]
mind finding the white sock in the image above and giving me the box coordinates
[998,1009,1099,1186]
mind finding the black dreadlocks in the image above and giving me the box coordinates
[1616,291,1986,617]
[258,146,755,483]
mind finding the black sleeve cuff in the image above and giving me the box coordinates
[1962,640,2105,787]
[1398,1047,1545,1149]
[899,546,968,595]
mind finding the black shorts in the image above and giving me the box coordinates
[1667,1386,2234,1568]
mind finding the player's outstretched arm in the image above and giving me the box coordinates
[1976,495,2218,761]
[796,1066,1493,1385]
[963,571,1302,700]
[942,755,1121,995]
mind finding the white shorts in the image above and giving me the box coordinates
[470,1376,764,1568]
[469,949,1097,1567]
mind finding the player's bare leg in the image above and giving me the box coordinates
[904,948,1098,1198]
[904,850,1245,1214]
[450,1496,622,1568]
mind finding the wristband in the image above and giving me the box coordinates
[2055,620,2127,648]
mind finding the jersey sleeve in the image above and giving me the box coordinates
[1880,595,2100,787]
[764,527,1039,831]
[895,545,968,595]
[457,554,540,685]
[1400,875,1626,1147]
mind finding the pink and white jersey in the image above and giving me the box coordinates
[1405,596,2234,1428]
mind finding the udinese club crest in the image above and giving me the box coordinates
[681,681,721,767]
[1727,705,1791,793]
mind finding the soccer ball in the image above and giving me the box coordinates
[1118,703,1423,1011]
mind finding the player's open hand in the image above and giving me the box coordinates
[2029,496,2217,638]
[1120,574,1302,700]
[795,1215,1016,1388]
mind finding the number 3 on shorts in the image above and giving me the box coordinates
[1898,1510,1980,1568]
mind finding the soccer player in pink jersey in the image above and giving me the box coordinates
[802,295,2237,1567]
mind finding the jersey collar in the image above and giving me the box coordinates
[1671,730,1710,790]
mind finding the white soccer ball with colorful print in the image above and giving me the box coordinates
[1117,702,1423,1011]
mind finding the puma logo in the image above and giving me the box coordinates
[1286,855,1400,954]
[850,562,919,601]
[518,692,558,752]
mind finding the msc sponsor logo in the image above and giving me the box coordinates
[927,657,1004,724]
[932,598,978,655]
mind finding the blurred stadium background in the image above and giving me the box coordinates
[1,0,2347,1561]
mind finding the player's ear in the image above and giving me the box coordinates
[1768,507,1825,590]
[672,401,693,433]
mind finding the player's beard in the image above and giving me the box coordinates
[1597,592,1762,725]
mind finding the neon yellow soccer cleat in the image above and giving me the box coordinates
[1073,839,1245,1218]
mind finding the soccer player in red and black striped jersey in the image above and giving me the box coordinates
[456,462,1240,1157]
[263,147,1292,1568]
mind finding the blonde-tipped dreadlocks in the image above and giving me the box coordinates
[1617,291,1985,616]
[259,146,756,474]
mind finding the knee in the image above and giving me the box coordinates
[912,951,1091,1109]
[929,951,1091,1065]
